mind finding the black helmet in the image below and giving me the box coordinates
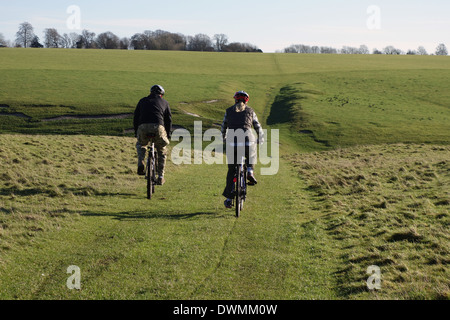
[151,85,165,96]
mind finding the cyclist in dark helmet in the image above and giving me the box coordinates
[134,85,172,186]
[221,90,264,209]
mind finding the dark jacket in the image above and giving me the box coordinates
[134,94,172,137]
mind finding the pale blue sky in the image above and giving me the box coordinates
[1,0,449,52]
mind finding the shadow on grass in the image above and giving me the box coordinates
[0,186,135,198]
[267,86,301,125]
[80,210,225,221]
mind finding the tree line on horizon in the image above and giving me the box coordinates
[1,21,448,56]
[0,21,262,53]
[283,43,448,56]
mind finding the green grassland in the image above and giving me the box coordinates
[1,48,449,143]
[0,134,338,299]
[0,48,449,300]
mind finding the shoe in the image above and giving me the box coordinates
[157,177,166,186]
[247,172,258,185]
[224,199,233,209]
[138,165,145,176]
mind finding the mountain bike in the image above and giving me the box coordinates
[146,134,158,200]
[233,156,248,218]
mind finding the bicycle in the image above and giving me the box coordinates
[145,134,158,200]
[233,155,248,218]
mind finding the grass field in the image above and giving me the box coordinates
[0,48,449,300]
[1,48,449,142]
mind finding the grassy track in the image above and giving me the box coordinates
[1,137,448,299]
[0,134,339,299]
[0,49,449,300]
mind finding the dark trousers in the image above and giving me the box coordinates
[222,145,255,199]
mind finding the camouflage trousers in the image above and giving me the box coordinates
[136,123,170,177]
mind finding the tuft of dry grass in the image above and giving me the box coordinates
[286,143,449,299]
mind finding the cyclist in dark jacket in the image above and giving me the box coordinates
[134,85,172,185]
[221,91,264,209]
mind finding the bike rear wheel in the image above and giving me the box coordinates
[152,155,158,194]
[147,155,153,200]
[235,165,242,218]
[147,146,157,200]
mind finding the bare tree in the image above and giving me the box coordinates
[285,45,296,53]
[60,33,70,48]
[223,42,261,52]
[154,30,171,50]
[359,45,370,54]
[0,33,7,47]
[70,33,81,48]
[59,33,79,49]
[383,45,402,55]
[171,33,187,50]
[213,34,228,52]
[417,46,428,55]
[187,34,213,51]
[1,35,12,48]
[298,44,312,53]
[142,30,158,50]
[152,30,186,50]
[96,31,120,49]
[119,37,130,50]
[320,46,337,54]
[44,28,62,48]
[129,31,157,50]
[284,44,313,54]
[339,45,369,54]
[130,33,146,50]
[80,29,96,48]
[341,46,360,54]
[435,43,448,56]
[130,31,158,50]
[15,22,35,48]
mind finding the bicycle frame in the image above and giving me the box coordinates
[146,135,158,200]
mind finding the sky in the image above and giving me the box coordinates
[1,0,449,53]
